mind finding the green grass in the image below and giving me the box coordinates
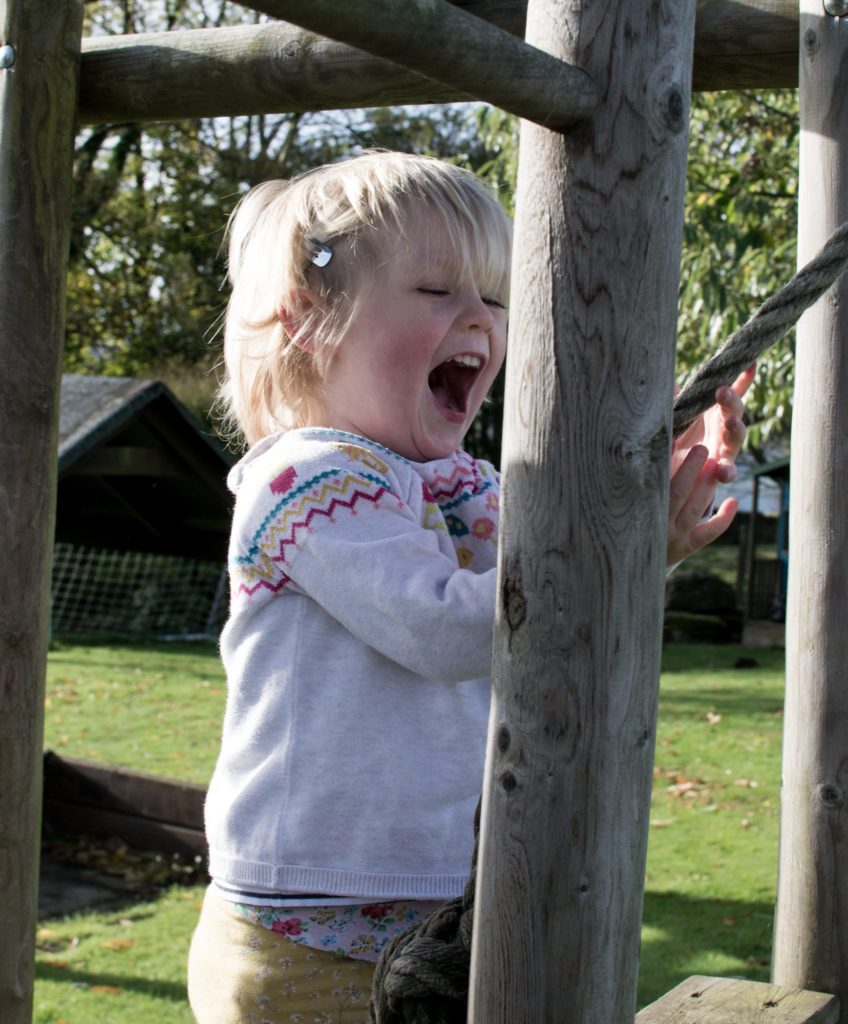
[36,639,787,1019]
[45,638,226,784]
[34,886,204,1024]
[639,642,784,1006]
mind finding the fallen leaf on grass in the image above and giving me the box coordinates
[100,938,134,950]
[42,961,71,969]
[90,985,123,995]
[722,917,737,926]
[706,711,721,725]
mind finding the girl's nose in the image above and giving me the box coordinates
[459,290,495,333]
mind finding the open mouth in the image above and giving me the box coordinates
[428,354,483,415]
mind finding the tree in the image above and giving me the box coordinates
[680,90,798,450]
[472,92,800,455]
[69,5,799,459]
[68,5,505,437]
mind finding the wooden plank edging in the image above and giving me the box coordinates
[42,751,207,858]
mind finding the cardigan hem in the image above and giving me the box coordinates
[208,855,468,901]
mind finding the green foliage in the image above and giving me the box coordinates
[680,91,798,448]
[68,4,506,438]
[470,92,800,453]
[68,6,801,459]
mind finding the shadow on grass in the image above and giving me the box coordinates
[35,962,188,1002]
[638,889,774,1008]
[660,643,785,676]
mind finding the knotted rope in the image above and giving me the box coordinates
[370,218,848,1024]
[673,218,848,438]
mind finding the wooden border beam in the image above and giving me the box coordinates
[78,0,799,126]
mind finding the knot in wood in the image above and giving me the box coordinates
[502,578,526,632]
[816,781,843,809]
[662,86,686,134]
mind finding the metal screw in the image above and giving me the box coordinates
[824,0,848,15]
[0,44,15,69]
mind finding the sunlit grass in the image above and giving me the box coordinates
[34,885,204,1024]
[45,638,226,784]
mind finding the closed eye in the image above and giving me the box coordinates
[483,296,507,310]
[418,287,450,296]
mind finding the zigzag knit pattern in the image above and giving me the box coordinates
[228,432,500,604]
[234,465,397,597]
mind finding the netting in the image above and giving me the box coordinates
[50,542,229,639]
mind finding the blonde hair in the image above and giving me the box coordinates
[219,151,512,446]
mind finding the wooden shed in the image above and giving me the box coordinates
[52,374,233,637]
[57,373,233,561]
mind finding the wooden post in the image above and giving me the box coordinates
[468,0,695,1019]
[772,0,848,1014]
[0,2,81,1021]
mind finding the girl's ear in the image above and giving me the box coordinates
[279,287,318,353]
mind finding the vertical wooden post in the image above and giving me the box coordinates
[0,2,81,1021]
[468,0,696,1020]
[772,0,848,1015]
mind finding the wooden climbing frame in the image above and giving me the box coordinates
[1,2,846,1023]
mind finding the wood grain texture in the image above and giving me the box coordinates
[0,2,82,1021]
[467,0,693,1019]
[77,0,800,126]
[637,976,839,1024]
[772,1,848,1016]
[250,0,597,131]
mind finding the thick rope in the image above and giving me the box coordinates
[673,218,848,437]
[370,219,848,1024]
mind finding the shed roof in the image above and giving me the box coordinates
[57,374,235,562]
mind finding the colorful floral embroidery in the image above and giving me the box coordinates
[232,900,439,962]
[472,517,496,542]
[444,514,469,536]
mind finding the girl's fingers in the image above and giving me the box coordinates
[689,497,739,550]
[668,445,710,518]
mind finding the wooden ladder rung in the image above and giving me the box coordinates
[636,975,839,1024]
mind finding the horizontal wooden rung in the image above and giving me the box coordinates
[636,975,839,1024]
[247,0,598,132]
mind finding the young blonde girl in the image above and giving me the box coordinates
[188,151,751,1024]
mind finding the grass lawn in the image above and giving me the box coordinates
[36,638,786,1020]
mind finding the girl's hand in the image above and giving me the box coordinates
[667,363,756,567]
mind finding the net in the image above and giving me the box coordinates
[50,542,228,639]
